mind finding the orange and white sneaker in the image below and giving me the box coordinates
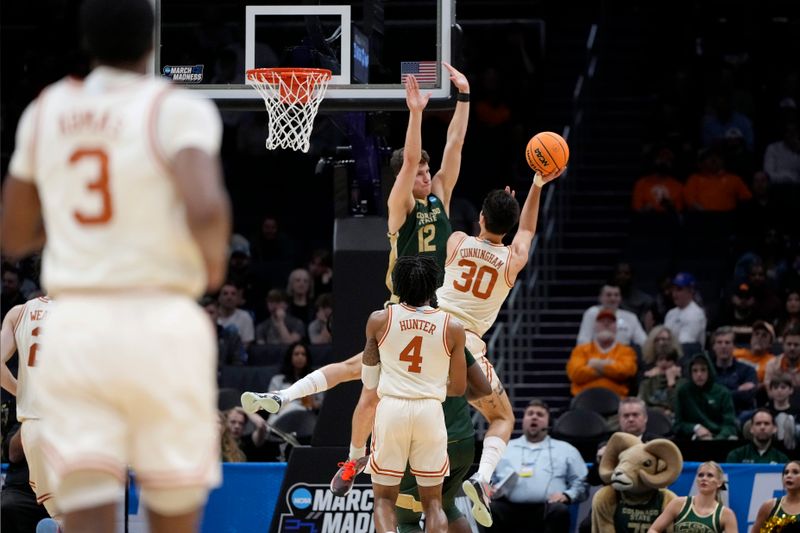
[462,473,493,527]
[330,456,369,497]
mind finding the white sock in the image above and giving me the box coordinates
[349,443,366,461]
[282,369,329,403]
[477,436,506,484]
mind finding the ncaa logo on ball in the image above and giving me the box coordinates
[290,487,313,509]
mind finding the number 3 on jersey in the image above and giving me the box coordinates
[399,335,424,373]
[70,148,113,225]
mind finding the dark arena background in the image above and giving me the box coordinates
[2,0,800,532]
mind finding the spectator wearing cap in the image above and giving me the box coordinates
[684,148,751,212]
[764,122,800,185]
[673,352,738,440]
[765,325,800,389]
[710,326,758,413]
[576,283,647,347]
[734,321,777,384]
[567,308,638,397]
[664,273,707,345]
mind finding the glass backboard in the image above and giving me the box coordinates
[156,0,456,110]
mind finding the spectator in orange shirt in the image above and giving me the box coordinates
[632,148,685,213]
[734,321,777,384]
[684,148,752,211]
[566,308,638,397]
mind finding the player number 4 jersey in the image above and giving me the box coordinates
[437,235,514,337]
[377,304,453,402]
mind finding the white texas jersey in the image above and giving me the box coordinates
[377,304,452,402]
[437,235,514,337]
[12,297,51,420]
[8,67,222,298]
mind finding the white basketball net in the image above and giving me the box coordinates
[246,68,332,153]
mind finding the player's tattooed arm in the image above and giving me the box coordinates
[363,337,380,366]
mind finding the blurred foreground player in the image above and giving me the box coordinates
[1,0,231,531]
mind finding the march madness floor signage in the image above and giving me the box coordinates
[271,447,375,533]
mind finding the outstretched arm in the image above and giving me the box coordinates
[0,305,22,396]
[431,62,470,213]
[388,75,430,234]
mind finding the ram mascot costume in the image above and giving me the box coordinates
[591,432,683,533]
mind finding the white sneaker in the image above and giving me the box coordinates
[462,473,493,527]
[241,391,284,414]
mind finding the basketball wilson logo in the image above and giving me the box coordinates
[162,65,204,83]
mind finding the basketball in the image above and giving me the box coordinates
[525,131,569,175]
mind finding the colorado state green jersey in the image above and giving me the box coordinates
[387,194,452,293]
[674,497,723,533]
[614,490,664,532]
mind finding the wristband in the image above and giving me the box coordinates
[457,92,470,102]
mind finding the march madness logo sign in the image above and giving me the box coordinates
[162,65,204,83]
[278,482,375,533]
[272,447,377,533]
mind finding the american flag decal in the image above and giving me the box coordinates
[401,61,438,84]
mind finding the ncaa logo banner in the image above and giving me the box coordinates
[279,483,375,533]
[271,447,376,533]
[162,65,204,83]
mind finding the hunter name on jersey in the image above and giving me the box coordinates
[399,318,438,334]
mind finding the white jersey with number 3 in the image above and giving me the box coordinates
[437,235,514,337]
[377,304,452,402]
[12,297,51,421]
[7,67,222,298]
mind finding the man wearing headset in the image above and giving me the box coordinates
[488,399,588,533]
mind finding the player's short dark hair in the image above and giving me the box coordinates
[390,148,430,177]
[481,189,520,234]
[80,0,154,65]
[392,256,440,307]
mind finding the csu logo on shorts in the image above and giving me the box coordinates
[290,487,313,510]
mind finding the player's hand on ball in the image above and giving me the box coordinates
[533,167,566,187]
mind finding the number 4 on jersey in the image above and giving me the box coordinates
[399,335,424,373]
